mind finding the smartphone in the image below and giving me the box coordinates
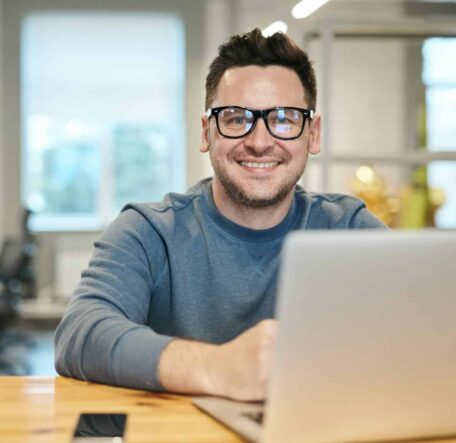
[72,413,127,443]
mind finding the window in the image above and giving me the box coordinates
[302,29,456,230]
[22,12,185,231]
[423,38,456,228]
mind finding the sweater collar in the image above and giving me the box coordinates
[201,179,303,242]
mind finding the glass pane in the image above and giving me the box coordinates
[428,162,456,229]
[327,163,455,229]
[25,116,100,216]
[425,87,456,151]
[22,12,185,230]
[422,38,456,86]
[329,163,408,228]
[422,37,456,152]
[328,163,405,196]
[112,124,172,213]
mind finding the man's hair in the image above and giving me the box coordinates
[205,28,317,111]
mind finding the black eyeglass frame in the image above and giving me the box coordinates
[206,106,315,140]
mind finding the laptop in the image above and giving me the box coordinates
[193,230,456,443]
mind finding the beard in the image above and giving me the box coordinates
[210,150,307,209]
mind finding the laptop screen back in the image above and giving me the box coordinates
[263,231,456,443]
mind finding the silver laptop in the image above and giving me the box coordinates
[193,230,456,442]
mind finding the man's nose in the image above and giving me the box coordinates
[244,118,275,152]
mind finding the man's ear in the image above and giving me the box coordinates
[308,114,321,155]
[200,115,210,153]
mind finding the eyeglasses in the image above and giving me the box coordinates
[206,106,314,140]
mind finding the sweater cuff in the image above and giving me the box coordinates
[111,326,175,391]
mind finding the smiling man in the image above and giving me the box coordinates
[201,64,320,230]
[55,29,385,401]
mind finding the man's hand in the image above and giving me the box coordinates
[157,319,277,401]
[210,319,277,400]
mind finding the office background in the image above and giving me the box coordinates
[0,0,455,375]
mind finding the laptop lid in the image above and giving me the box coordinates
[263,230,456,443]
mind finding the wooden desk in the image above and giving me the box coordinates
[0,376,241,442]
[3,377,456,443]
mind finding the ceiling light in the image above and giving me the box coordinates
[292,0,331,19]
[262,21,288,37]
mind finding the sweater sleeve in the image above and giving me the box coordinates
[349,205,389,229]
[305,193,389,230]
[54,208,174,391]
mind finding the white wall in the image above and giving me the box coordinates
[0,0,3,242]
[193,0,236,181]
[305,36,408,194]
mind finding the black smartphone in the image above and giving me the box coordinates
[72,413,127,442]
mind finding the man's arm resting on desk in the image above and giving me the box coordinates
[54,208,276,399]
[158,319,277,401]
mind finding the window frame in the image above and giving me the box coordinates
[1,0,205,234]
[300,23,456,229]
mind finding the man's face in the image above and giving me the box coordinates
[201,65,321,209]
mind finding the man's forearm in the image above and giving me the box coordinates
[157,338,220,395]
[157,319,277,401]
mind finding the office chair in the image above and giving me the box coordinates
[0,208,37,374]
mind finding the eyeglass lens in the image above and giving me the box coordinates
[217,107,305,139]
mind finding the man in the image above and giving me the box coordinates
[54,29,385,401]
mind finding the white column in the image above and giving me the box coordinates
[0,0,4,241]
[198,0,236,181]
[320,21,333,193]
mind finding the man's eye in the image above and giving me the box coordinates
[273,116,293,126]
[226,116,246,125]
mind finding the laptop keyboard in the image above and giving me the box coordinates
[241,411,264,425]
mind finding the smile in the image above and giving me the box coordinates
[239,161,279,169]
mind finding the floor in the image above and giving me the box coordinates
[0,327,57,376]
[27,329,57,376]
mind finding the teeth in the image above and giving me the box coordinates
[240,161,278,169]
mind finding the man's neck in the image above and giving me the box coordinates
[211,182,294,230]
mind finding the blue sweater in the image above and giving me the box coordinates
[54,178,386,391]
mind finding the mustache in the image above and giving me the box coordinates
[230,147,290,163]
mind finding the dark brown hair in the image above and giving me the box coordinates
[205,28,317,111]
